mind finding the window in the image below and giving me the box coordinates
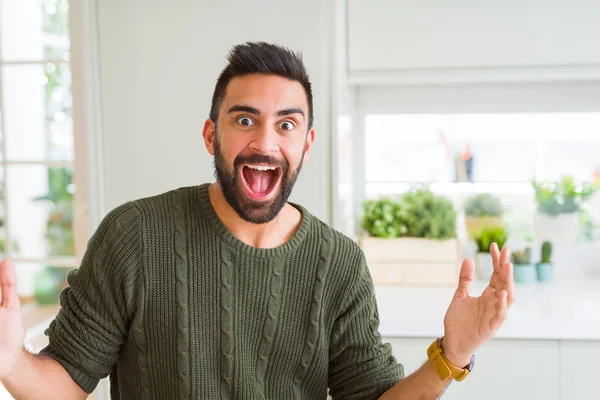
[339,84,600,244]
[365,113,600,184]
[0,0,83,306]
[361,112,600,243]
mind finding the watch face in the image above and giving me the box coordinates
[468,354,475,371]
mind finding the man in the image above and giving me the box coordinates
[0,42,514,399]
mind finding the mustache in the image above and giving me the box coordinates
[234,154,288,170]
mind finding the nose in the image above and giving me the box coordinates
[249,125,279,155]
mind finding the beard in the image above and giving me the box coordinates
[213,134,305,224]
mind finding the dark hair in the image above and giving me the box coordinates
[209,42,314,129]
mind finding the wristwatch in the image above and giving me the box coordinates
[427,337,475,382]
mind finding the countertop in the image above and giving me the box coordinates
[375,279,600,340]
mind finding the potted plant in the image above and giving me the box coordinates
[536,241,553,283]
[360,189,460,285]
[473,225,508,281]
[360,196,405,239]
[511,247,535,284]
[532,176,595,244]
[464,193,504,239]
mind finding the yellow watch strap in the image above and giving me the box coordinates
[427,338,471,382]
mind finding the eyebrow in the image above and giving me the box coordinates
[226,104,305,119]
[275,108,305,119]
[227,105,260,115]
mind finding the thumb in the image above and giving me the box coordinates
[454,258,475,299]
[0,259,20,308]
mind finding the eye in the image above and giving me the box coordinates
[236,116,255,127]
[279,120,295,131]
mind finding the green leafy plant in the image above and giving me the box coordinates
[464,193,504,217]
[511,247,531,265]
[362,190,457,240]
[399,189,457,240]
[541,241,552,263]
[361,197,406,238]
[532,176,596,216]
[474,225,508,253]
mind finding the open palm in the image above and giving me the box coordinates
[0,260,25,379]
[441,243,515,367]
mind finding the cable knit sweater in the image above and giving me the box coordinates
[40,183,404,399]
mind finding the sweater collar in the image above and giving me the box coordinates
[196,183,311,258]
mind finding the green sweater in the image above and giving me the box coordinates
[41,183,404,399]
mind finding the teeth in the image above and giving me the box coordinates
[247,165,277,171]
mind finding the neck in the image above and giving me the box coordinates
[207,182,301,249]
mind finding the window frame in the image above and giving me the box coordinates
[0,8,88,282]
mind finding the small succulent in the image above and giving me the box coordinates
[511,247,531,265]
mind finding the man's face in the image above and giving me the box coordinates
[204,74,315,224]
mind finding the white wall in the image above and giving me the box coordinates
[346,0,600,86]
[95,0,333,222]
[348,0,600,72]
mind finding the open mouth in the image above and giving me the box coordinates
[240,164,282,200]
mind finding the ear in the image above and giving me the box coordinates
[202,118,216,156]
[302,128,316,162]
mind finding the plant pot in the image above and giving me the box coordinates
[360,236,461,285]
[536,262,554,283]
[513,264,536,284]
[533,212,579,245]
[475,252,494,281]
[465,216,503,239]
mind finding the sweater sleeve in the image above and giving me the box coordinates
[328,256,405,400]
[39,202,143,394]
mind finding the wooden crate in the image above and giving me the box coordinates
[360,236,461,286]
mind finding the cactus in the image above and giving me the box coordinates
[541,241,552,263]
[511,247,531,265]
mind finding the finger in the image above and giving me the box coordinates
[0,259,19,308]
[499,245,511,272]
[490,242,500,272]
[489,268,499,290]
[501,262,515,307]
[490,290,508,332]
[454,258,475,299]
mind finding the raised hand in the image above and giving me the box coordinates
[441,243,515,367]
[0,259,25,380]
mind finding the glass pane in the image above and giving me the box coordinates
[15,261,45,302]
[0,0,70,61]
[365,113,600,184]
[6,165,75,260]
[15,261,72,307]
[1,63,73,161]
